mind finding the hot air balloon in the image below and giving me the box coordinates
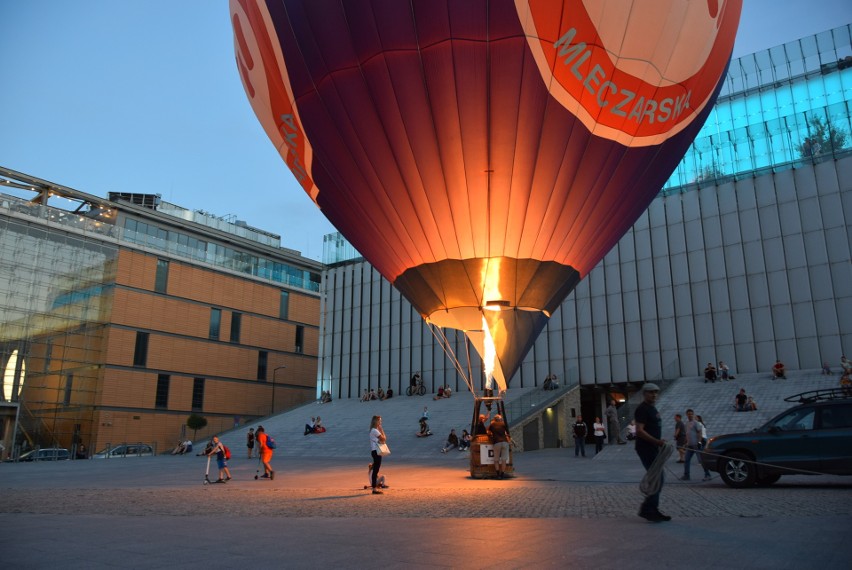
[230,0,742,393]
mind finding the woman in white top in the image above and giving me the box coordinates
[369,415,387,495]
[593,417,606,454]
[695,415,712,480]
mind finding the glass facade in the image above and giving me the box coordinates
[0,192,320,294]
[0,216,117,455]
[124,218,321,292]
[662,25,852,190]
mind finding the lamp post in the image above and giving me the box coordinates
[272,366,286,416]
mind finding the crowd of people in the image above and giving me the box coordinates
[360,387,395,401]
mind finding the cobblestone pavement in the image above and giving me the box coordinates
[4,481,851,519]
[3,451,851,569]
[3,449,850,521]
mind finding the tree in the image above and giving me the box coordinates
[186,414,207,440]
[798,116,848,158]
[694,164,726,184]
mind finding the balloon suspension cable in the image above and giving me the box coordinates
[426,323,477,396]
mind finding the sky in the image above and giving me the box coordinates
[1,1,851,262]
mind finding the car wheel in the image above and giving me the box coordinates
[755,474,781,487]
[719,452,756,488]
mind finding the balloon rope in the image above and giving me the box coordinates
[426,324,477,396]
[462,330,476,396]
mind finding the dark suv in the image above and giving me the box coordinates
[700,388,852,488]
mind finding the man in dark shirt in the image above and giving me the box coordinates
[488,414,511,479]
[735,388,748,411]
[572,416,588,457]
[635,383,671,522]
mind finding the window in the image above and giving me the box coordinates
[154,259,169,293]
[155,374,170,409]
[63,373,73,406]
[192,377,205,411]
[295,325,304,354]
[279,290,289,320]
[773,408,815,431]
[209,308,221,340]
[257,351,268,381]
[133,332,149,367]
[230,312,242,343]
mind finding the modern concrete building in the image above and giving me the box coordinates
[318,26,852,404]
[0,167,322,459]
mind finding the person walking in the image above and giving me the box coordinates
[256,425,275,480]
[246,428,255,459]
[488,413,511,479]
[207,435,232,483]
[572,415,587,457]
[695,413,712,481]
[369,415,387,494]
[606,399,626,444]
[679,409,711,481]
[635,383,671,522]
[593,417,606,454]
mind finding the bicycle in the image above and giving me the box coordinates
[406,375,426,396]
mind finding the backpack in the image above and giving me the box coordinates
[266,435,277,449]
[222,444,231,460]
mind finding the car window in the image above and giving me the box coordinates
[820,404,852,429]
[772,407,815,431]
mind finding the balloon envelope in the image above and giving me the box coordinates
[231,0,742,388]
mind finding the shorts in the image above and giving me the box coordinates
[217,457,227,469]
[493,441,510,463]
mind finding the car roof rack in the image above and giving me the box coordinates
[784,387,851,404]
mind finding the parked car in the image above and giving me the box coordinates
[17,448,71,462]
[92,444,155,459]
[700,388,852,488]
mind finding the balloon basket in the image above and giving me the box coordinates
[468,396,514,479]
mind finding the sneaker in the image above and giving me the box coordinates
[260,473,270,479]
[270,471,275,480]
[702,475,712,481]
[638,511,661,522]
[653,510,672,521]
[372,489,383,494]
[679,475,690,481]
[225,476,232,481]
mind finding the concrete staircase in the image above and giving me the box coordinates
[213,368,843,463]
[215,386,540,460]
[593,368,842,461]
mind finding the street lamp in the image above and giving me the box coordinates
[272,366,286,415]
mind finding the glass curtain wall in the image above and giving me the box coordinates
[0,217,117,458]
[663,25,852,191]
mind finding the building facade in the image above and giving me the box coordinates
[318,26,852,398]
[0,168,322,458]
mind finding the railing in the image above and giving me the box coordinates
[505,382,576,427]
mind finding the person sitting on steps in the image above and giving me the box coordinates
[772,359,786,379]
[416,417,433,437]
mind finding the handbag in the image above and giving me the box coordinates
[376,442,391,456]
